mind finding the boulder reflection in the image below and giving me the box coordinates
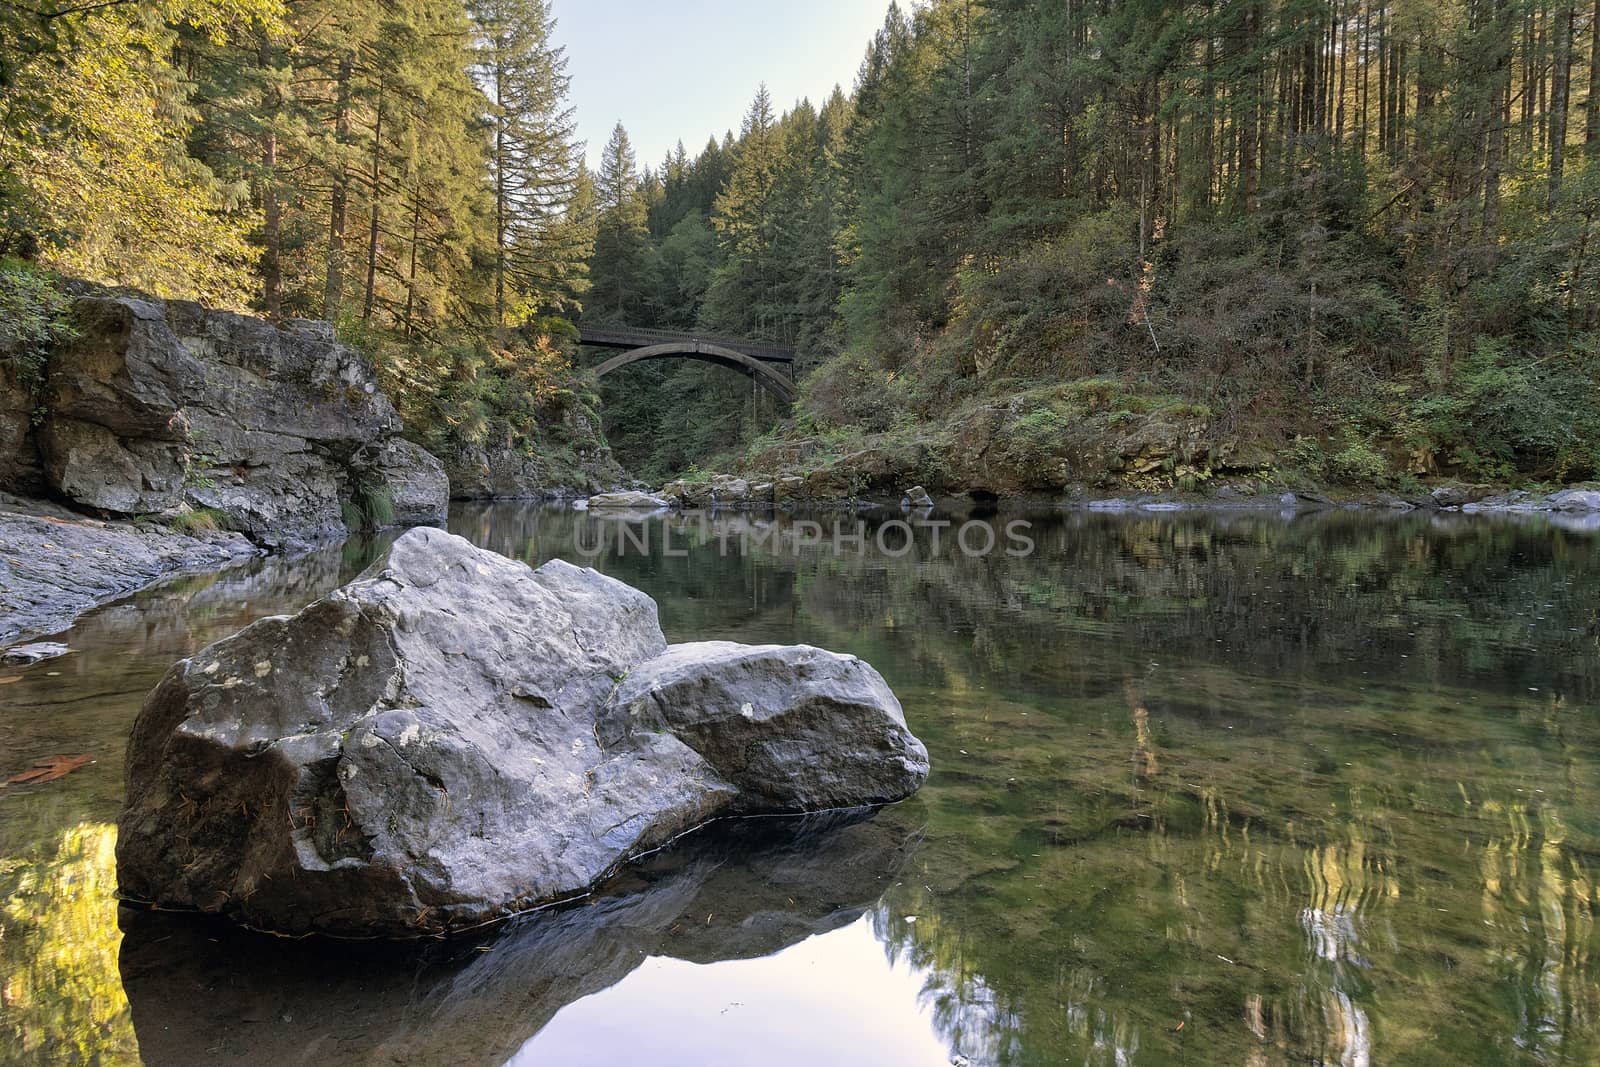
[118,808,919,1065]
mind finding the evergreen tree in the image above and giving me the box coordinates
[706,86,782,337]
[589,122,652,322]
[468,0,585,328]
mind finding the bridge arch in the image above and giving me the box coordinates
[590,341,796,403]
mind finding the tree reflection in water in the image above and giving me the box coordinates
[1,504,1598,1065]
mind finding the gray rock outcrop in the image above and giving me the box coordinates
[1548,487,1600,512]
[4,292,449,548]
[116,528,928,937]
[661,474,773,510]
[364,438,450,527]
[440,413,623,501]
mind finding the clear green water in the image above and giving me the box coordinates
[3,504,1599,1065]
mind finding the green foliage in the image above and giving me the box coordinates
[0,3,271,303]
[6,0,1600,491]
[1330,438,1393,487]
[167,507,227,534]
[0,260,74,388]
[344,481,394,532]
[1410,339,1600,480]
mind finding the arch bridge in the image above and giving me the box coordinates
[578,325,796,403]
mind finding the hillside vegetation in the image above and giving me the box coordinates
[3,0,1599,495]
[587,0,1600,494]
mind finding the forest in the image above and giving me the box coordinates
[4,0,1600,492]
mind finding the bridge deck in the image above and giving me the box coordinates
[578,324,794,363]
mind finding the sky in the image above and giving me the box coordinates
[554,1,894,172]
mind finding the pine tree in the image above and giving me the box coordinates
[589,122,652,322]
[707,86,782,337]
[468,0,585,329]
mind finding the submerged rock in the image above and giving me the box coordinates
[1,641,70,665]
[116,528,927,937]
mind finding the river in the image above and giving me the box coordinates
[2,503,1598,1065]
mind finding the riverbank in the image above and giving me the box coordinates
[649,470,1600,521]
[0,495,259,645]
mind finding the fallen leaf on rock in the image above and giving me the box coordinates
[0,676,20,685]
[6,755,93,785]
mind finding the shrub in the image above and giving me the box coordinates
[1409,336,1600,480]
[0,258,75,388]
[1330,438,1391,485]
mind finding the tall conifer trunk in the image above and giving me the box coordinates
[324,49,354,318]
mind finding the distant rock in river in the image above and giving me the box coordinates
[585,490,670,511]
[116,528,928,937]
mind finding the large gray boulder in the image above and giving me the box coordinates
[39,417,188,514]
[44,297,204,438]
[33,298,202,514]
[117,528,927,937]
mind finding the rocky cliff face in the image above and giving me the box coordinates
[2,292,448,548]
[439,409,626,501]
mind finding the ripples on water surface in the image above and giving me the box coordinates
[2,504,1599,1065]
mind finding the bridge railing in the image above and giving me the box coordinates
[577,324,795,363]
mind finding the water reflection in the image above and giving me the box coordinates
[117,811,917,1064]
[2,505,1599,1064]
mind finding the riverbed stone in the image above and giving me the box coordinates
[661,478,711,508]
[1430,483,1493,508]
[116,527,927,937]
[603,642,929,813]
[0,502,258,645]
